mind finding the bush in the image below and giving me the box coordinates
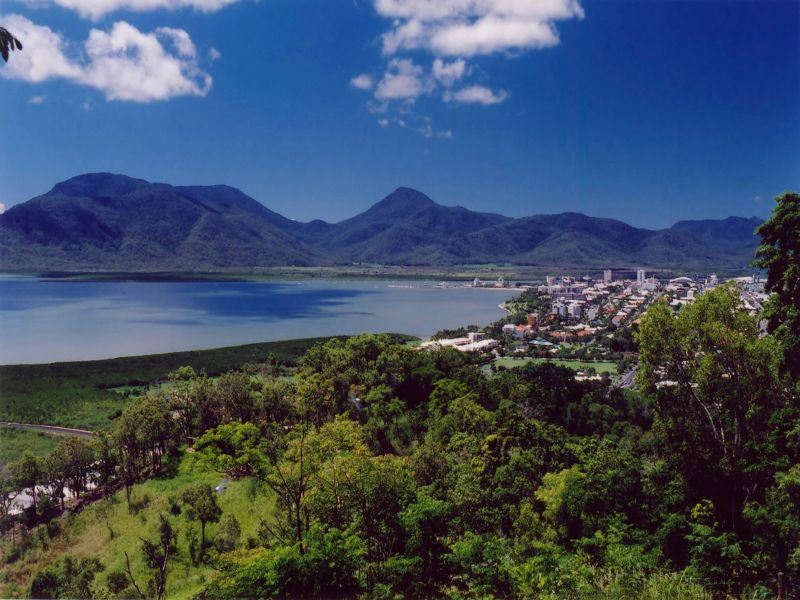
[215,514,241,553]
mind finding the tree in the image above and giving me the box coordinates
[200,525,366,599]
[126,514,177,600]
[30,556,101,599]
[637,286,787,533]
[10,452,42,515]
[195,421,276,479]
[58,437,95,499]
[753,191,800,380]
[180,483,221,555]
[0,27,22,62]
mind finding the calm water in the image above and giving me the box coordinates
[0,276,517,364]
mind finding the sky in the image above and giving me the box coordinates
[1,0,798,228]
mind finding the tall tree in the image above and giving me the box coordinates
[637,286,786,533]
[126,515,177,600]
[180,483,221,554]
[753,191,800,380]
[10,453,42,514]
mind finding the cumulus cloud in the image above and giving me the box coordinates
[208,47,221,61]
[0,14,212,102]
[447,84,508,105]
[0,203,6,214]
[374,58,428,101]
[350,74,374,90]
[376,0,584,56]
[19,0,241,21]
[432,57,465,87]
[28,95,45,104]
[352,1,583,134]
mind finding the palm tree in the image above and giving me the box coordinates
[1,27,23,62]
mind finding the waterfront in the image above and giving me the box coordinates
[0,276,518,364]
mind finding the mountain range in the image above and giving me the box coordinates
[0,173,764,271]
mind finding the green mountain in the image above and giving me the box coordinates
[0,173,320,271]
[0,174,763,271]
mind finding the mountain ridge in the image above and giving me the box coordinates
[0,173,764,271]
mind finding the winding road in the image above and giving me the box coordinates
[1,421,96,438]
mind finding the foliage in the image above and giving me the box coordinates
[0,336,345,429]
[29,556,101,599]
[4,310,798,599]
[753,191,800,380]
[0,27,22,62]
[180,484,221,554]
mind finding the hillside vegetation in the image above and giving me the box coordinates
[1,290,797,599]
[0,336,351,430]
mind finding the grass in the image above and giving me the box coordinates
[0,454,274,599]
[493,356,619,374]
[0,429,61,474]
[0,336,350,431]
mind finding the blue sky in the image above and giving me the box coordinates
[1,0,798,228]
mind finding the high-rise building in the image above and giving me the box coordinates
[546,275,555,286]
[603,269,612,284]
[637,269,646,284]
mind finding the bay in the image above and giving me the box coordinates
[0,276,517,364]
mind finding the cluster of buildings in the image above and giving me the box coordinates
[471,277,510,289]
[419,331,500,353]
[539,270,659,328]
[662,273,767,316]
[422,270,769,361]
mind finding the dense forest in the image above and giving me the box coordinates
[0,192,798,599]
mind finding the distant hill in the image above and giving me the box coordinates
[0,173,764,271]
[0,173,319,271]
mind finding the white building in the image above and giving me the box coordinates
[637,269,646,285]
[603,269,612,284]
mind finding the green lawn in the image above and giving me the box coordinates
[0,454,274,599]
[493,356,619,374]
[0,336,350,431]
[0,428,61,474]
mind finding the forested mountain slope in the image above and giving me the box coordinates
[0,173,762,270]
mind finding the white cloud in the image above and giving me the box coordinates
[418,123,453,140]
[374,58,427,101]
[0,15,83,83]
[208,47,221,61]
[0,203,5,214]
[19,0,241,21]
[0,15,212,102]
[28,95,45,104]
[432,57,465,87]
[375,0,584,57]
[377,118,390,127]
[350,73,374,90]
[446,84,508,105]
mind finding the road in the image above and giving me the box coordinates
[0,421,96,439]
[614,365,638,389]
